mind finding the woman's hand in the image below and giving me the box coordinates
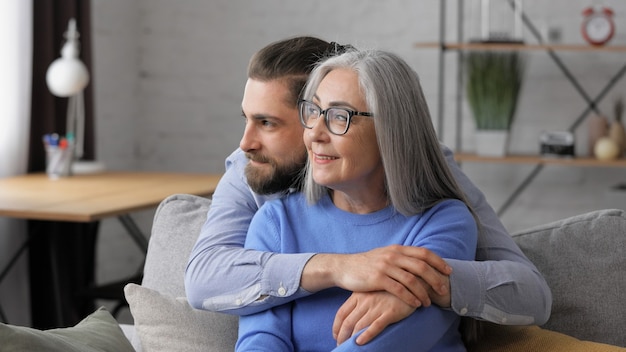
[333,291,416,345]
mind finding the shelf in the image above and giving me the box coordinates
[455,153,626,167]
[424,1,626,216]
[414,42,626,53]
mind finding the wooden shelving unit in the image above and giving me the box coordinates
[455,153,626,168]
[414,42,626,53]
[419,0,626,216]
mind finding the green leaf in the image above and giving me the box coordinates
[465,51,525,130]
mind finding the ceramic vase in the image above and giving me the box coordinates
[475,130,509,157]
[588,114,608,157]
[609,120,626,157]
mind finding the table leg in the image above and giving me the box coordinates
[26,215,147,328]
[117,214,149,252]
[77,214,148,319]
[0,239,29,323]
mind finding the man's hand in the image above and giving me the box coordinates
[333,291,416,345]
[301,245,452,308]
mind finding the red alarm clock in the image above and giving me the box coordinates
[581,6,615,46]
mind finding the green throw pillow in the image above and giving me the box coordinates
[0,307,135,352]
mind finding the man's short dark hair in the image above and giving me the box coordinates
[247,36,333,107]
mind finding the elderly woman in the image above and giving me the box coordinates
[236,49,478,351]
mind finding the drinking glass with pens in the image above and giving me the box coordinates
[43,133,74,179]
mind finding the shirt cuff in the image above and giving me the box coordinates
[262,252,316,298]
[446,258,484,317]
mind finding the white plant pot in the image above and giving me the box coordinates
[475,130,509,157]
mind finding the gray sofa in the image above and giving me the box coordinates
[122,194,626,351]
[3,193,623,351]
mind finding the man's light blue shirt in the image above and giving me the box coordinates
[185,146,552,324]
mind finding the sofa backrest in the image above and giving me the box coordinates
[512,208,626,347]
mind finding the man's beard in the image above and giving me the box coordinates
[244,152,306,195]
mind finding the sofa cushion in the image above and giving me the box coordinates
[0,307,134,352]
[512,208,626,347]
[125,283,237,352]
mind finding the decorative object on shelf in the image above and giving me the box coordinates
[466,51,525,156]
[588,113,609,156]
[594,136,620,160]
[581,6,615,46]
[540,131,575,158]
[474,0,524,43]
[608,97,625,156]
[544,25,563,44]
[473,130,510,157]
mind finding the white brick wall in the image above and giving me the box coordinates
[90,0,626,297]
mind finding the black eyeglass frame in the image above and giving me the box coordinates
[298,99,374,135]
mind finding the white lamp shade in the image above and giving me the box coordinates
[46,57,90,97]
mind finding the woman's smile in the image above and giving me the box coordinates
[312,152,338,162]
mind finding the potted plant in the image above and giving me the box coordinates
[465,51,525,156]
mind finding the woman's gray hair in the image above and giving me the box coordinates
[302,49,470,216]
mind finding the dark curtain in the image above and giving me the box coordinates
[28,0,98,329]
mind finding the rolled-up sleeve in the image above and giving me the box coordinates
[443,144,552,325]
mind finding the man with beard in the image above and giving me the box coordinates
[185,36,551,345]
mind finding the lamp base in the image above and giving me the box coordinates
[71,160,106,175]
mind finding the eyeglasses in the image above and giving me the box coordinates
[298,99,373,136]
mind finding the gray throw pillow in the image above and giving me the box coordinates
[512,208,626,347]
[124,283,238,352]
[0,307,135,352]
